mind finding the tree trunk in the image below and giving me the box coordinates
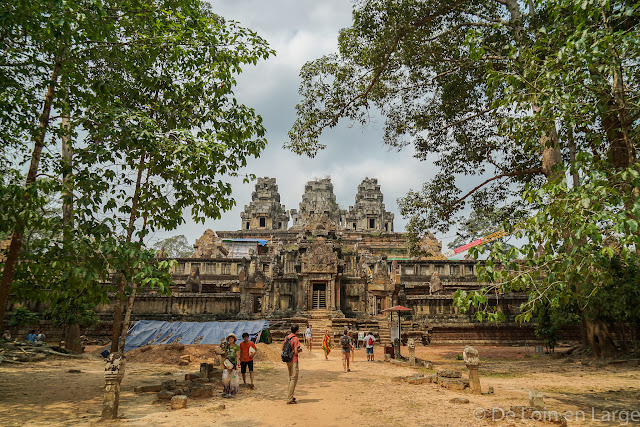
[584,319,616,359]
[109,152,146,353]
[64,323,83,354]
[0,61,62,332]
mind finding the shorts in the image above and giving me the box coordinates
[240,361,253,373]
[366,347,374,355]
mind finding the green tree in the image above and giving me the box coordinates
[0,0,273,346]
[286,0,639,357]
[153,235,194,258]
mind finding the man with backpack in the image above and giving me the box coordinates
[363,331,376,361]
[282,324,302,404]
[340,329,352,372]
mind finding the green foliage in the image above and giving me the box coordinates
[8,308,40,328]
[153,235,194,258]
[455,354,463,360]
[44,304,100,328]
[289,0,545,234]
[448,206,523,252]
[1,0,273,329]
[535,304,579,353]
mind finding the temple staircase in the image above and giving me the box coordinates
[377,320,392,345]
[308,310,332,349]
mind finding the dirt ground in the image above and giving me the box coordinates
[1,344,639,427]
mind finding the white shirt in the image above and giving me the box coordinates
[364,334,376,348]
[305,328,312,338]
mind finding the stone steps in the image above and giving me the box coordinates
[308,316,332,347]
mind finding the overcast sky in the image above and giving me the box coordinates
[158,1,459,249]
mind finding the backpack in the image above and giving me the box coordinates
[340,335,351,349]
[281,335,294,362]
[367,336,374,346]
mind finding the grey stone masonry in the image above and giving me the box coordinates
[346,178,394,232]
[290,178,344,229]
[240,177,289,231]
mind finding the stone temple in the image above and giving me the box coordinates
[90,177,548,345]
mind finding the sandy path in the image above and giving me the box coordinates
[0,346,638,426]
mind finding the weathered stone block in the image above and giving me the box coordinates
[185,373,200,381]
[450,398,469,404]
[424,361,433,369]
[134,385,162,393]
[190,385,214,398]
[161,380,177,391]
[171,395,187,410]
[437,369,462,378]
[439,378,468,391]
[157,390,175,400]
[406,376,431,385]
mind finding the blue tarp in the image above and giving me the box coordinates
[122,320,270,353]
[222,238,268,246]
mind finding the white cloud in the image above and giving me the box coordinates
[158,1,448,249]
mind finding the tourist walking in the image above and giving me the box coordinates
[239,332,257,389]
[305,325,313,351]
[340,329,352,372]
[282,324,302,404]
[221,333,240,398]
[349,331,355,362]
[363,331,376,361]
[322,329,332,360]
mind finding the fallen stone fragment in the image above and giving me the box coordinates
[190,385,214,398]
[437,369,462,378]
[439,378,469,391]
[171,395,187,410]
[157,390,175,400]
[134,385,162,393]
[449,398,469,404]
[406,376,431,385]
[68,369,82,373]
[424,361,433,369]
[161,380,177,391]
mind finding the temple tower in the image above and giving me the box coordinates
[346,178,394,232]
[290,178,344,229]
[240,177,289,231]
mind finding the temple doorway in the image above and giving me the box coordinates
[312,283,327,309]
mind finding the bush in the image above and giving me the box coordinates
[8,307,40,328]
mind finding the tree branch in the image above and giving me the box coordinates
[324,0,468,129]
[442,167,543,217]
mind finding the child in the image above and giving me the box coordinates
[221,333,240,398]
[239,332,257,388]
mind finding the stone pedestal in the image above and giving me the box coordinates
[463,346,481,395]
[408,338,416,367]
[393,338,401,359]
[101,352,126,420]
